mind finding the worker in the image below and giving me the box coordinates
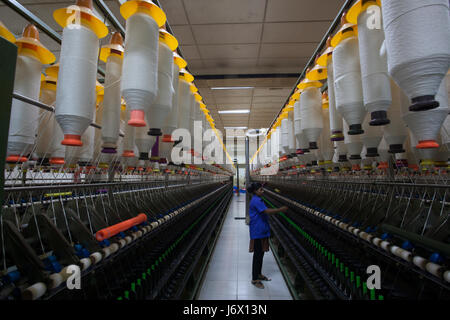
[247,182,288,289]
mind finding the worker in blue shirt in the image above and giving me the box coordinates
[247,182,288,289]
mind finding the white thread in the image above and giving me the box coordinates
[148,42,174,130]
[327,56,343,135]
[122,113,136,155]
[383,79,408,148]
[135,125,155,156]
[300,87,324,145]
[121,13,159,115]
[163,62,180,134]
[281,118,290,154]
[288,111,296,152]
[35,88,56,158]
[102,54,122,150]
[78,125,95,163]
[177,79,191,131]
[55,24,98,137]
[377,138,391,162]
[319,107,334,161]
[382,0,450,100]
[333,36,366,129]
[403,78,449,146]
[343,119,363,159]
[7,54,42,157]
[358,9,392,114]
[362,114,383,150]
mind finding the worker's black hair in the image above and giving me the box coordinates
[247,182,263,194]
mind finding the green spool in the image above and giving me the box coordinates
[356,276,361,288]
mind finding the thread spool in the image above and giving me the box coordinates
[444,270,450,283]
[390,245,412,262]
[80,257,92,270]
[383,79,407,153]
[403,77,449,150]
[7,25,52,163]
[148,30,177,135]
[300,87,324,149]
[288,110,296,153]
[412,256,428,270]
[426,262,444,278]
[352,4,392,125]
[77,125,95,164]
[372,237,382,247]
[177,74,193,146]
[377,138,390,169]
[121,11,159,127]
[324,42,344,141]
[380,240,391,251]
[362,114,383,157]
[333,18,366,135]
[89,251,102,264]
[381,0,450,112]
[135,126,156,160]
[55,15,100,146]
[344,119,363,163]
[23,282,47,300]
[320,98,335,162]
[101,32,124,153]
[122,114,136,158]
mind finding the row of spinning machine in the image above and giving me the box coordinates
[0,0,235,300]
[251,0,450,300]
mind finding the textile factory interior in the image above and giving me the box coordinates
[0,0,449,303]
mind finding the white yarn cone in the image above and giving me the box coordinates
[320,106,334,161]
[288,111,296,153]
[383,79,408,154]
[327,56,344,141]
[344,119,363,160]
[35,86,57,160]
[122,121,136,158]
[402,77,449,149]
[135,126,155,159]
[382,0,450,111]
[148,41,174,134]
[357,7,392,125]
[281,118,290,154]
[77,125,95,164]
[293,100,302,148]
[121,12,159,127]
[362,114,383,157]
[334,35,366,135]
[101,54,122,152]
[335,139,348,163]
[300,87,324,149]
[55,24,99,146]
[49,115,66,165]
[377,138,391,165]
[7,54,42,161]
[163,61,180,137]
[442,115,450,150]
[177,79,192,148]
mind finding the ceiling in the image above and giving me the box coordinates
[0,0,343,134]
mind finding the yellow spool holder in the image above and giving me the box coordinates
[159,29,178,51]
[179,68,194,83]
[120,0,166,27]
[346,0,381,25]
[306,64,327,81]
[331,12,357,47]
[297,78,322,91]
[15,24,55,65]
[173,52,187,69]
[54,1,108,39]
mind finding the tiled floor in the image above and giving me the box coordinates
[196,194,292,300]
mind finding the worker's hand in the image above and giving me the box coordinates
[279,206,288,213]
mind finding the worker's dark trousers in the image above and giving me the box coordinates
[252,239,264,281]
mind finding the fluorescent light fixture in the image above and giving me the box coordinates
[211,86,254,90]
[224,127,247,130]
[218,109,250,114]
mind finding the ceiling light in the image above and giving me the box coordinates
[211,86,254,90]
[224,127,247,130]
[218,109,250,114]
